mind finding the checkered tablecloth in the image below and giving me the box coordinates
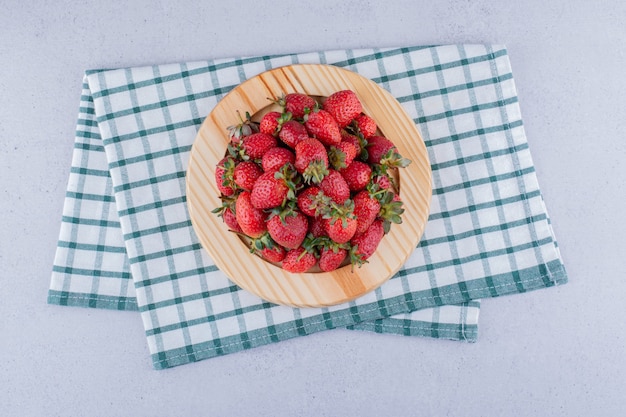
[48,44,567,369]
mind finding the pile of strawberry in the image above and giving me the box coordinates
[213,90,411,273]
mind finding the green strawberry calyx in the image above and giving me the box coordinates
[227,110,259,143]
[211,194,238,217]
[297,234,321,261]
[344,124,370,161]
[328,145,348,170]
[249,232,278,254]
[322,199,356,229]
[267,200,298,225]
[348,243,369,270]
[301,159,329,185]
[273,163,301,203]
[378,191,404,234]
[378,148,412,169]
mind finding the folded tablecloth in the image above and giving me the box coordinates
[48,44,567,369]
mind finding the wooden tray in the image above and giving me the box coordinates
[186,64,432,308]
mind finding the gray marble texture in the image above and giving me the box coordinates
[1,1,625,416]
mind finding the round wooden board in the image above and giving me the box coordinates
[186,64,432,308]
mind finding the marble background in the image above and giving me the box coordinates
[1,1,625,416]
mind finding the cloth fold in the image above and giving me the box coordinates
[49,44,566,369]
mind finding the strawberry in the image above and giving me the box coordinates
[320,169,350,204]
[350,219,385,266]
[323,200,357,244]
[353,114,377,138]
[227,111,259,144]
[267,210,309,249]
[250,232,286,263]
[304,109,341,146]
[235,191,267,238]
[323,90,362,128]
[309,216,327,237]
[233,161,263,191]
[259,111,283,136]
[241,132,277,160]
[353,189,381,236]
[318,244,348,272]
[328,141,358,170]
[215,156,237,196]
[261,147,295,172]
[366,135,411,168]
[250,165,298,209]
[258,245,286,263]
[324,216,357,244]
[212,195,242,232]
[372,173,393,190]
[340,131,362,154]
[251,172,288,209]
[278,120,309,149]
[296,185,330,217]
[280,93,316,119]
[282,247,317,273]
[294,138,329,184]
[222,206,243,233]
[365,135,393,163]
[339,160,372,192]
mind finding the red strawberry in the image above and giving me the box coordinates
[261,147,295,172]
[353,114,377,138]
[320,169,350,204]
[235,191,267,238]
[323,90,362,128]
[282,247,317,273]
[227,111,259,144]
[323,200,357,244]
[250,165,298,209]
[278,120,309,149]
[211,195,242,233]
[294,138,329,184]
[296,186,330,217]
[372,173,393,190]
[304,109,341,146]
[259,111,282,135]
[233,161,263,191]
[340,131,362,154]
[319,245,348,272]
[215,156,237,196]
[328,141,358,170]
[241,133,277,159]
[281,93,316,119]
[365,135,394,164]
[212,195,243,233]
[222,206,243,233]
[309,216,327,237]
[350,219,385,265]
[258,245,286,263]
[353,189,381,236]
[366,135,411,168]
[339,160,372,192]
[324,215,357,244]
[267,210,309,249]
[250,232,286,263]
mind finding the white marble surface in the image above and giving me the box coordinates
[2,1,625,416]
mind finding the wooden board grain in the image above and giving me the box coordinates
[186,64,432,308]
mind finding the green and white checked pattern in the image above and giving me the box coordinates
[49,45,566,369]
